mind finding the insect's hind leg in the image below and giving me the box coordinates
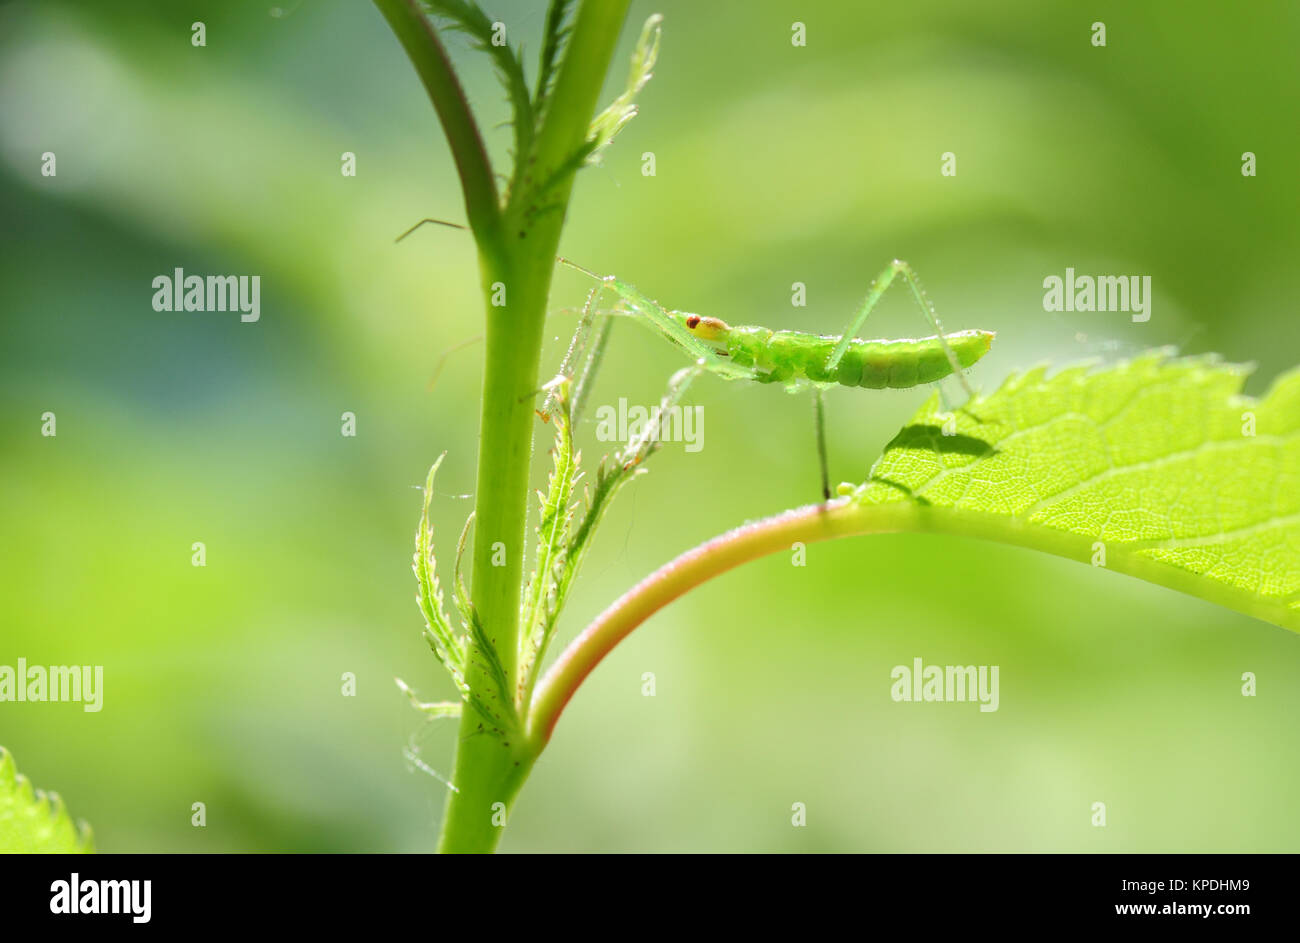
[532,284,607,416]
[891,261,975,398]
[824,259,975,398]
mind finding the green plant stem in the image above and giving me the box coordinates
[434,733,536,854]
[428,0,631,853]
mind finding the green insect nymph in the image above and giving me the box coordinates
[676,312,994,390]
[553,254,996,498]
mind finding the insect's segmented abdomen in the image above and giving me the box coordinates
[725,328,994,390]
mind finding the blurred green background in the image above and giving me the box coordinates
[2,0,1298,852]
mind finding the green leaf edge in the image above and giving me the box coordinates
[852,349,1300,632]
[0,746,94,854]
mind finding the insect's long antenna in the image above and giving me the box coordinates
[396,217,469,243]
[427,334,484,391]
[400,227,608,287]
[556,256,605,281]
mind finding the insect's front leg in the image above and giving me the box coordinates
[536,284,608,419]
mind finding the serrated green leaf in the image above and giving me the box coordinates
[852,351,1300,630]
[519,406,578,684]
[527,14,663,207]
[0,746,93,853]
[423,0,533,195]
[452,510,476,632]
[415,455,468,690]
[584,13,661,167]
[412,465,513,733]
[520,363,703,708]
[465,607,518,732]
[534,0,576,118]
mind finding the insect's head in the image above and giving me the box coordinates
[681,313,730,341]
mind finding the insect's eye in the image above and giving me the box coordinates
[686,315,701,329]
